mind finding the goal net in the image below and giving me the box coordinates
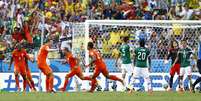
[72,20,201,73]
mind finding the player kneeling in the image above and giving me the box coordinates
[130,39,152,93]
[59,47,94,92]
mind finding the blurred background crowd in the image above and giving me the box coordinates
[0,0,201,63]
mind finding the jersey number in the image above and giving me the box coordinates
[137,52,146,60]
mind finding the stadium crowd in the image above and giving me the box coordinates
[0,0,201,60]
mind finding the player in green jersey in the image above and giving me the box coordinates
[173,40,195,92]
[130,39,152,93]
[116,36,134,91]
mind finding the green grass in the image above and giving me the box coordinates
[0,91,200,101]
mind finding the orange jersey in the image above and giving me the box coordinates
[37,45,49,63]
[12,49,29,66]
[65,52,78,70]
[89,49,104,65]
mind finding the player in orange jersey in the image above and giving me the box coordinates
[9,44,34,92]
[37,40,57,93]
[59,47,95,92]
[25,58,36,91]
[86,42,124,92]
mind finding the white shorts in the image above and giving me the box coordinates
[121,63,134,75]
[180,66,192,76]
[133,67,149,78]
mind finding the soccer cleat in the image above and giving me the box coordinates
[48,89,56,93]
[178,88,184,93]
[59,88,65,92]
[17,88,21,92]
[148,89,153,94]
[30,89,36,92]
[190,86,195,93]
[167,88,173,92]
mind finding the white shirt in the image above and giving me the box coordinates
[179,9,194,20]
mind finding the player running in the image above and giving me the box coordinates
[9,44,34,92]
[59,47,95,92]
[173,40,195,92]
[37,40,57,93]
[116,36,134,91]
[131,39,152,93]
[191,36,201,93]
[165,40,181,91]
[86,42,124,92]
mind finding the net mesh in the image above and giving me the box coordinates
[72,20,201,73]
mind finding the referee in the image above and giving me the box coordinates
[192,36,201,93]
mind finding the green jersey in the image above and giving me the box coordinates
[135,47,150,68]
[178,47,193,67]
[119,44,132,64]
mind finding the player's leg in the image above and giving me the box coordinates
[20,67,33,92]
[21,74,28,92]
[179,68,185,92]
[89,68,100,92]
[47,72,54,93]
[26,69,36,91]
[168,65,176,91]
[125,64,134,91]
[141,68,152,93]
[76,67,92,81]
[186,66,192,91]
[60,70,76,92]
[14,70,20,92]
[101,66,124,86]
[175,64,181,91]
[192,59,201,93]
[121,64,127,87]
[39,64,54,92]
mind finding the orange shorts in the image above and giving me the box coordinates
[38,62,52,75]
[170,63,180,76]
[14,64,26,75]
[67,66,83,78]
[93,63,109,78]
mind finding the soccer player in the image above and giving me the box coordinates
[9,44,34,92]
[191,36,201,93]
[165,40,180,91]
[86,42,124,92]
[131,39,152,93]
[116,36,133,90]
[59,47,94,92]
[25,58,36,91]
[173,40,194,92]
[37,40,57,93]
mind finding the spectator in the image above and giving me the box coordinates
[12,27,24,42]
[178,4,194,20]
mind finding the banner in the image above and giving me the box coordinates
[0,73,200,92]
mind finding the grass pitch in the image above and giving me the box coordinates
[0,91,200,101]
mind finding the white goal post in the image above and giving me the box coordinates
[71,20,201,73]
